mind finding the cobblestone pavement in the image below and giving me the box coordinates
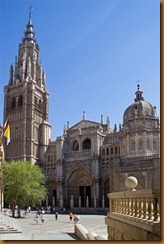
[0,211,108,240]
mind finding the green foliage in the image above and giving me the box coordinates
[0,160,47,211]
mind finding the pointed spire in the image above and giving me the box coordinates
[114,124,117,132]
[67,121,70,129]
[106,116,110,127]
[63,125,67,135]
[119,123,122,131]
[101,115,104,124]
[23,6,35,44]
[9,64,14,85]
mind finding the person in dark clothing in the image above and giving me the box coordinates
[55,212,58,220]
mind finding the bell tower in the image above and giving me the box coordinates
[3,10,51,164]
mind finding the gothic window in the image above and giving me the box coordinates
[83,139,91,150]
[11,97,16,108]
[18,95,23,106]
[106,148,109,155]
[115,147,118,154]
[111,147,113,154]
[72,140,79,151]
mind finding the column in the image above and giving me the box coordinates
[53,196,55,208]
[86,196,89,209]
[60,194,63,209]
[94,195,97,209]
[102,195,105,209]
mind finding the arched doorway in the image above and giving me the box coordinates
[68,169,92,208]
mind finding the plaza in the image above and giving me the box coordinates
[0,211,107,240]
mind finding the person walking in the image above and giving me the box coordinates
[55,211,58,220]
[69,212,73,222]
[41,214,44,223]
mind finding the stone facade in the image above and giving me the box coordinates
[3,14,160,210]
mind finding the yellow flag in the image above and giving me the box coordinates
[4,124,10,145]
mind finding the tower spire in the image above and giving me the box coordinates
[23,6,35,44]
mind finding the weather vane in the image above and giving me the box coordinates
[136,80,140,90]
[29,5,33,19]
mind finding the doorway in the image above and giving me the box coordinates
[79,186,91,207]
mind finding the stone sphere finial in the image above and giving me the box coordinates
[125,176,138,191]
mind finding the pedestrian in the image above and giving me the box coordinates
[34,213,39,224]
[41,207,45,215]
[69,212,73,222]
[37,209,41,216]
[28,206,31,213]
[41,214,44,223]
[55,211,58,220]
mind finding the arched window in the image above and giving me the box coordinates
[111,147,113,154]
[115,147,118,154]
[18,95,23,106]
[72,140,79,151]
[83,139,91,150]
[11,97,16,108]
[107,148,109,155]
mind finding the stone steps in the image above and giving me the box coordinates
[0,214,22,233]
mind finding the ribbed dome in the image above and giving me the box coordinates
[123,85,157,123]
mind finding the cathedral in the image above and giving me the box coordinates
[3,13,160,211]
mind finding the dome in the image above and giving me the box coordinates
[123,85,157,124]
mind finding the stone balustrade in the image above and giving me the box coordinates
[109,189,160,222]
[105,188,160,240]
[64,149,92,161]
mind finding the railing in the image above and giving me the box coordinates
[108,189,160,223]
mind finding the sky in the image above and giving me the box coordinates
[0,0,160,140]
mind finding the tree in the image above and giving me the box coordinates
[0,160,47,217]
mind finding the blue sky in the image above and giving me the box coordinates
[0,0,160,140]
